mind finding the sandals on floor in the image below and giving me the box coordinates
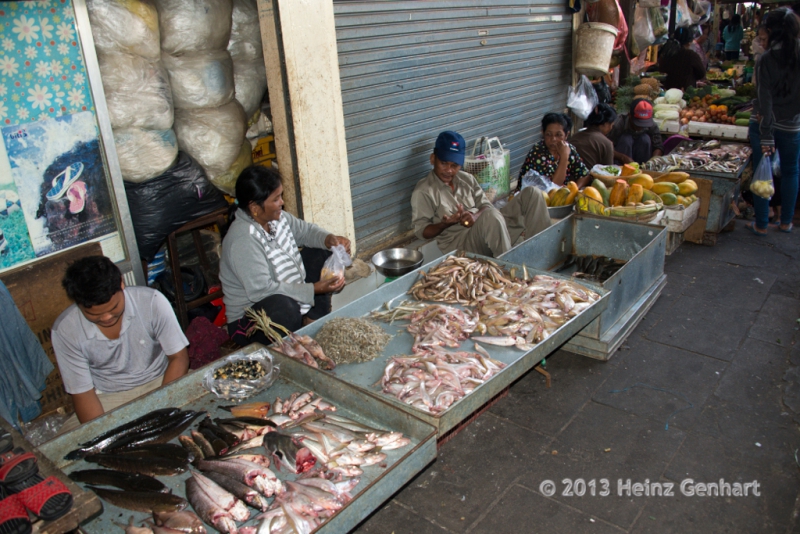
[0,452,37,487]
[769,223,793,233]
[745,223,768,236]
[0,496,31,534]
[8,475,72,522]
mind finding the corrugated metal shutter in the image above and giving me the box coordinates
[334,1,573,251]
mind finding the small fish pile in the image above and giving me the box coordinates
[643,140,752,173]
[65,408,205,460]
[214,359,269,381]
[472,274,600,350]
[559,254,625,283]
[380,346,506,413]
[408,255,516,305]
[270,333,336,370]
[256,474,361,533]
[404,304,478,351]
[370,299,429,323]
[314,317,392,364]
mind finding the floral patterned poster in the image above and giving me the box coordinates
[0,1,94,128]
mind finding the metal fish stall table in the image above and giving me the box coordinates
[291,252,610,437]
[501,214,667,361]
[37,344,437,534]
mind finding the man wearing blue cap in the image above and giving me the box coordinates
[411,131,550,257]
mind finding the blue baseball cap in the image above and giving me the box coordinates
[434,131,466,166]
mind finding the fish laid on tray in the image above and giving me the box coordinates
[270,333,335,370]
[380,345,506,414]
[403,304,478,352]
[408,255,517,305]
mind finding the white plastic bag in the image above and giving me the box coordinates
[174,100,247,180]
[228,0,263,61]
[209,140,253,196]
[233,57,268,119]
[674,0,696,28]
[750,156,775,199]
[633,5,655,51]
[203,349,278,401]
[521,169,559,193]
[567,75,599,120]
[321,245,352,282]
[156,0,233,55]
[87,0,161,58]
[114,127,179,183]
[162,51,235,109]
[98,52,173,130]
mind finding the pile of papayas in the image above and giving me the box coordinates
[576,171,698,218]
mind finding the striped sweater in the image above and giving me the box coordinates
[219,208,329,323]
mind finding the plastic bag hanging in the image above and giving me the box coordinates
[567,75,599,120]
[750,156,775,199]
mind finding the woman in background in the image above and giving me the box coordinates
[570,104,617,169]
[517,113,590,189]
[722,14,744,60]
[658,27,707,90]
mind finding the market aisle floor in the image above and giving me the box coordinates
[354,222,800,534]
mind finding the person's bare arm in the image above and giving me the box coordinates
[551,141,572,186]
[614,150,634,164]
[72,389,104,424]
[422,206,463,239]
[162,347,189,385]
[459,207,488,227]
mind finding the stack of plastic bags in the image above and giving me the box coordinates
[156,0,250,195]
[88,0,178,182]
[228,0,268,120]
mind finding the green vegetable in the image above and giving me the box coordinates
[735,112,751,120]
[735,119,750,126]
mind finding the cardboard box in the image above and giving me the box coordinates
[0,243,103,416]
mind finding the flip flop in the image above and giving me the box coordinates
[0,452,37,486]
[45,162,84,202]
[770,223,793,233]
[0,496,31,534]
[745,223,767,236]
[0,434,13,456]
[12,476,72,522]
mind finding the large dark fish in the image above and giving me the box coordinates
[66,408,181,460]
[262,432,316,474]
[179,435,205,461]
[152,509,208,534]
[195,458,284,497]
[198,427,228,456]
[190,431,216,458]
[214,417,276,429]
[85,451,188,477]
[201,471,270,512]
[113,411,205,451]
[103,443,191,462]
[199,418,240,448]
[88,486,187,513]
[185,474,247,534]
[68,469,169,493]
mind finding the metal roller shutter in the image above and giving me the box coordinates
[334,1,573,251]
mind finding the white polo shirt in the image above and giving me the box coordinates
[52,286,188,394]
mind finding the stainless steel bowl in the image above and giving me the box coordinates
[371,248,424,278]
[548,204,574,219]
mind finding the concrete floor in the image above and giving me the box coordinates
[353,222,800,533]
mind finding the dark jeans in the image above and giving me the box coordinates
[227,247,332,346]
[615,131,652,164]
[725,51,739,60]
[749,122,800,229]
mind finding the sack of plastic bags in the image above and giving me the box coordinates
[567,75,598,120]
[209,140,253,196]
[521,169,559,193]
[321,245,352,282]
[228,0,262,61]
[174,100,247,181]
[113,127,178,183]
[233,57,267,119]
[155,0,233,55]
[87,0,161,59]
[98,52,173,130]
[750,156,775,199]
[125,151,228,262]
[162,51,235,109]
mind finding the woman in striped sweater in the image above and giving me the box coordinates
[220,166,351,346]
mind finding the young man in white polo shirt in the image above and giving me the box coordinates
[52,256,189,429]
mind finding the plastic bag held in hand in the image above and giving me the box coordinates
[521,170,559,193]
[567,76,599,120]
[750,156,775,200]
[321,245,352,281]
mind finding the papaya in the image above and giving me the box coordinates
[542,189,550,206]
[564,181,579,205]
[582,186,604,204]
[654,171,690,184]
[549,187,570,206]
[621,163,639,177]
[677,179,698,195]
[660,193,679,206]
[592,179,611,206]
[608,180,629,207]
[641,189,659,203]
[625,173,654,190]
[627,184,644,205]
[651,182,681,195]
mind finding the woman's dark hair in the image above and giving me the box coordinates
[763,7,800,97]
[541,112,572,134]
[62,255,122,308]
[235,165,283,216]
[730,14,741,27]
[584,104,617,127]
[661,27,694,58]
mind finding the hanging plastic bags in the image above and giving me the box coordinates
[568,76,599,120]
[633,5,655,52]
[674,0,697,28]
[750,156,775,199]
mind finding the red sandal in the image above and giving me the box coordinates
[0,495,31,534]
[13,476,72,522]
[0,452,37,487]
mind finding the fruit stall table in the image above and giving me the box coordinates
[659,120,749,142]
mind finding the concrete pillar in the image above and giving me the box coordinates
[257,0,356,251]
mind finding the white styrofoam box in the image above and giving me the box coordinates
[659,121,749,141]
[658,200,700,233]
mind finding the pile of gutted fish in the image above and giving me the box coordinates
[403,304,478,351]
[408,255,515,305]
[270,333,336,370]
[380,345,506,413]
[643,140,752,173]
[68,392,412,534]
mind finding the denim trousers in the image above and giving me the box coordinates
[749,123,800,229]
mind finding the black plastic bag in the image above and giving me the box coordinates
[125,151,228,262]
[593,78,612,104]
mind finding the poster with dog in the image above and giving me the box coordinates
[2,111,116,259]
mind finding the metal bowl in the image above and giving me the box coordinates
[548,204,574,219]
[371,248,424,278]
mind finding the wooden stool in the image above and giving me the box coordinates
[166,207,229,330]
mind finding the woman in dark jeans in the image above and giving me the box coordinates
[722,14,744,60]
[219,166,351,345]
